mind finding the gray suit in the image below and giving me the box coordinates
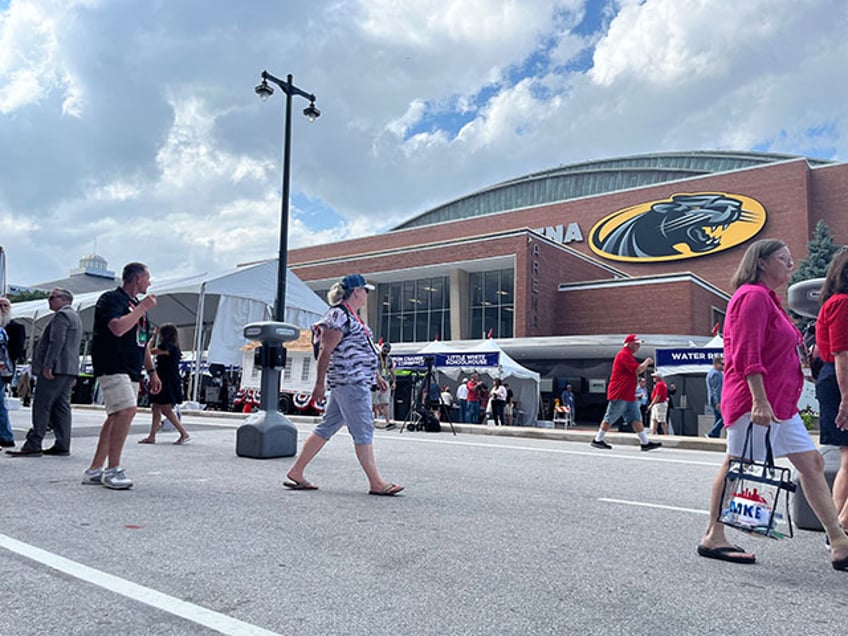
[26,305,83,452]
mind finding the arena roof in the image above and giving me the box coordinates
[392,150,833,231]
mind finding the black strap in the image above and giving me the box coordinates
[741,421,775,469]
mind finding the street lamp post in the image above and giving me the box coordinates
[236,71,321,459]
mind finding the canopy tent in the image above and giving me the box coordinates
[10,261,328,399]
[396,339,541,425]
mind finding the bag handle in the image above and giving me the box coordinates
[741,421,775,469]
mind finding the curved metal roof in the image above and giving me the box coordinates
[392,150,833,231]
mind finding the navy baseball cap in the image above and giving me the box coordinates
[341,274,375,291]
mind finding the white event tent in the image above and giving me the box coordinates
[11,261,328,399]
[416,339,541,425]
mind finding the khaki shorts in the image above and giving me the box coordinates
[650,402,668,424]
[98,374,139,415]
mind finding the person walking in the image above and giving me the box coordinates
[138,323,191,445]
[8,289,83,457]
[705,356,725,438]
[82,262,159,490]
[697,239,848,569]
[466,374,482,424]
[815,248,848,532]
[590,334,662,451]
[284,274,403,496]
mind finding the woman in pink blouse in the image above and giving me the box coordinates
[816,249,848,533]
[698,239,848,570]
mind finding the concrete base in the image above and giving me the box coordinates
[792,446,841,532]
[236,410,298,459]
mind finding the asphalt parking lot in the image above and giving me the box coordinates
[2,406,847,635]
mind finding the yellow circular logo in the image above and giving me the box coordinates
[588,192,766,262]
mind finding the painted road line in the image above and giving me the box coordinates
[380,435,722,467]
[0,533,281,636]
[599,497,709,515]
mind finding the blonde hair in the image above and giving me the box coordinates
[326,282,354,306]
[730,239,787,289]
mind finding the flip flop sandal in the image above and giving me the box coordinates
[284,477,318,490]
[369,483,404,496]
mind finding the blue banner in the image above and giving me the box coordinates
[655,348,723,368]
[394,351,500,370]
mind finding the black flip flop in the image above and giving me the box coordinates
[697,544,756,564]
[284,477,318,490]
[369,483,404,496]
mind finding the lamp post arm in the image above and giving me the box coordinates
[260,70,316,102]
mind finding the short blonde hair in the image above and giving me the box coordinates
[730,239,787,289]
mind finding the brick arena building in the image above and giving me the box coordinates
[287,151,847,426]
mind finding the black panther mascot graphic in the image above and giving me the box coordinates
[590,194,758,258]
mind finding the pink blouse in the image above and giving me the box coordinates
[721,282,803,426]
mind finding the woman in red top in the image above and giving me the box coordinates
[698,239,848,570]
[816,248,848,531]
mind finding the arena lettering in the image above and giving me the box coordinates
[533,223,584,244]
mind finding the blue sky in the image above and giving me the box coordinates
[1,0,847,286]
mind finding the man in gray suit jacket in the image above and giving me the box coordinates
[8,289,83,456]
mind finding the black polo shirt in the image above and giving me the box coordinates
[91,287,149,381]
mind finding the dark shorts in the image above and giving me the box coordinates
[817,363,848,446]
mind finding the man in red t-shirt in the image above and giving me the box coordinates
[648,372,669,435]
[591,334,662,451]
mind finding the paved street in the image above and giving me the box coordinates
[2,406,847,635]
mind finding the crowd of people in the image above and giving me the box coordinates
[5,250,848,573]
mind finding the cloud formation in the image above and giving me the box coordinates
[1,0,846,287]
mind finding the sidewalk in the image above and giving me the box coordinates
[70,403,728,452]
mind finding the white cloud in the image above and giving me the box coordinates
[1,0,848,288]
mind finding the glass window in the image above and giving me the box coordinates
[469,268,514,339]
[300,357,311,382]
[375,275,450,344]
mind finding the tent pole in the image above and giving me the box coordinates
[192,282,207,403]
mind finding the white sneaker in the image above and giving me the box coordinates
[82,468,103,485]
[102,467,133,490]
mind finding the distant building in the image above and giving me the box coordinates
[30,253,118,294]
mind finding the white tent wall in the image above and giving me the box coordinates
[9,262,327,381]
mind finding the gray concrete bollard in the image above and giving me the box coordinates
[792,446,841,532]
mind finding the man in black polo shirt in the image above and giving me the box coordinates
[82,262,160,490]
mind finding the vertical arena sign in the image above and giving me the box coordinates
[588,193,766,263]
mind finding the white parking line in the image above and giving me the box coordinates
[599,497,709,515]
[0,533,281,636]
[380,434,721,466]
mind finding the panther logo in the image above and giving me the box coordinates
[588,193,766,262]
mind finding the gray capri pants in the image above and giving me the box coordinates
[313,383,375,445]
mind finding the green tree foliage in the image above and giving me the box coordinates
[6,289,49,303]
[790,220,839,286]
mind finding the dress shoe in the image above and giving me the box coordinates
[0,439,16,448]
[43,446,70,456]
[6,447,42,456]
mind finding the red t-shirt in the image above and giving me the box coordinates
[607,347,640,401]
[651,380,668,403]
[817,294,848,362]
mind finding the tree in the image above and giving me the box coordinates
[791,220,840,286]
[789,220,842,328]
[6,289,49,303]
